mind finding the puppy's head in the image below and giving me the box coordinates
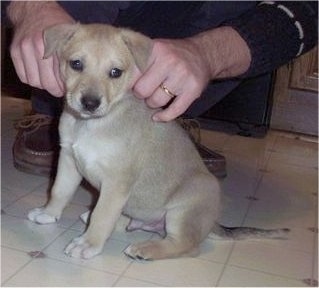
[44,23,153,118]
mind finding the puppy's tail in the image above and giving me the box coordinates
[209,223,290,240]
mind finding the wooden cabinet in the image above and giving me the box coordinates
[271,47,318,136]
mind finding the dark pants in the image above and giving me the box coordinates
[32,1,256,117]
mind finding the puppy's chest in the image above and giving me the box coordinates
[71,139,100,169]
[63,127,121,176]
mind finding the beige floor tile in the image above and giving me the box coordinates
[272,134,318,158]
[1,247,31,284]
[266,158,318,195]
[218,265,306,287]
[3,258,119,287]
[124,257,224,286]
[1,164,48,197]
[229,241,313,279]
[269,150,318,169]
[198,238,234,264]
[247,174,317,227]
[4,192,89,229]
[2,214,65,252]
[114,276,159,287]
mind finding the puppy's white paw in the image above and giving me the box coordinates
[64,235,102,259]
[80,210,90,224]
[28,207,58,224]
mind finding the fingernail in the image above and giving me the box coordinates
[152,115,160,122]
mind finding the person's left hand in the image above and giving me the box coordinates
[133,38,210,122]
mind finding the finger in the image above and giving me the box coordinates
[152,92,197,122]
[10,46,28,84]
[133,62,167,99]
[38,56,64,97]
[146,85,176,108]
[20,39,42,89]
[145,77,181,108]
[133,41,173,99]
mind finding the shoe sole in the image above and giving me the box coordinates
[196,143,227,178]
[13,158,55,177]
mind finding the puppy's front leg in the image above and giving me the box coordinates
[65,181,129,259]
[28,149,82,224]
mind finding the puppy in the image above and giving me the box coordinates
[28,23,289,260]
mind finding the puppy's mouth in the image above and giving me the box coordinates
[66,93,106,119]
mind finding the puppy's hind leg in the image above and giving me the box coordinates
[28,149,82,224]
[124,174,219,260]
[124,208,205,260]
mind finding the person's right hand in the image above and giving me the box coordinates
[7,1,75,97]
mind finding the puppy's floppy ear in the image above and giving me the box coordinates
[120,29,153,72]
[43,23,80,59]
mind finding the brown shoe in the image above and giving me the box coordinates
[13,114,60,176]
[177,118,227,178]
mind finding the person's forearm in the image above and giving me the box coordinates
[190,26,251,80]
[7,1,74,27]
[7,0,74,97]
[224,1,318,78]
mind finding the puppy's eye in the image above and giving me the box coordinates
[109,68,123,78]
[69,60,83,72]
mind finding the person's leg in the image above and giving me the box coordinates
[31,88,64,117]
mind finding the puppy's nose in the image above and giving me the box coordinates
[81,95,101,112]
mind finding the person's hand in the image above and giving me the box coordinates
[133,38,211,122]
[7,1,75,97]
[133,27,251,122]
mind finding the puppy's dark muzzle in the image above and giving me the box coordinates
[81,95,101,112]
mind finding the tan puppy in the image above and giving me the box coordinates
[28,23,288,260]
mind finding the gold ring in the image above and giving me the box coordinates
[160,83,177,99]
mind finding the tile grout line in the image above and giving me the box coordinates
[309,200,318,285]
[214,241,237,287]
[2,178,50,210]
[216,135,274,287]
[215,172,264,287]
[217,131,317,286]
[1,219,68,286]
[1,206,67,285]
[2,228,126,284]
[228,263,313,283]
[1,251,35,286]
